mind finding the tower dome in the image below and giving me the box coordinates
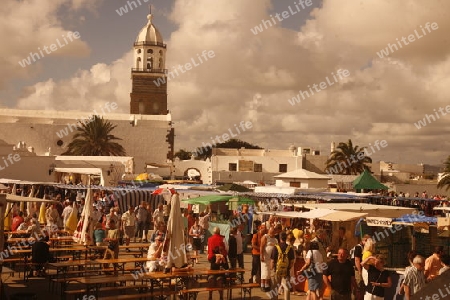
[135,14,164,45]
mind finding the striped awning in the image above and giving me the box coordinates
[114,190,165,213]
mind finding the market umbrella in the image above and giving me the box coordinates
[19,188,25,213]
[38,199,46,225]
[165,193,187,268]
[152,188,176,195]
[65,205,78,233]
[27,185,36,217]
[80,188,94,245]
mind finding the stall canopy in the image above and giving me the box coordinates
[294,203,415,218]
[260,208,367,222]
[183,194,254,205]
[393,214,437,224]
[216,183,251,193]
[352,169,388,190]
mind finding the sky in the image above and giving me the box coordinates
[2,0,450,165]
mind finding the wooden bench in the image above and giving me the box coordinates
[49,270,104,294]
[235,282,259,299]
[64,283,150,299]
[98,290,178,300]
[181,282,259,300]
[181,286,230,300]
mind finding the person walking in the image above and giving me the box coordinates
[271,231,295,300]
[121,205,136,250]
[189,218,203,264]
[135,201,149,242]
[353,234,371,300]
[207,227,228,300]
[323,248,355,300]
[251,222,266,283]
[361,255,392,300]
[403,255,427,300]
[299,241,324,300]
[260,226,278,292]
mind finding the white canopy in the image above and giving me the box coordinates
[259,208,367,222]
[54,167,102,175]
[292,203,416,218]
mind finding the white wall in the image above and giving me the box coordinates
[0,110,172,171]
[211,155,302,173]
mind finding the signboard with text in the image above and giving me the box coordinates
[366,217,392,227]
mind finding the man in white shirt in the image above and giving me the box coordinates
[152,204,164,229]
[121,206,136,249]
[61,200,73,230]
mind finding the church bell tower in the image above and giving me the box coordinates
[130,13,168,115]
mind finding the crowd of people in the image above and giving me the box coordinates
[245,217,450,300]
[6,187,450,300]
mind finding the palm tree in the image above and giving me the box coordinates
[437,156,450,190]
[62,115,126,156]
[325,139,372,175]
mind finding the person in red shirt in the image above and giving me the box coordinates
[207,227,228,300]
[207,226,227,261]
[11,211,24,232]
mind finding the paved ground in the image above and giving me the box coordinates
[1,250,311,300]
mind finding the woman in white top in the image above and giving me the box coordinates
[299,241,324,300]
[189,219,203,263]
[260,226,278,292]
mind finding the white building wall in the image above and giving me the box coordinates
[0,110,172,172]
[211,155,302,173]
[172,159,212,184]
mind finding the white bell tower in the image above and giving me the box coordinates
[130,8,168,115]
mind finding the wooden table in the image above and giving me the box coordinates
[5,237,36,245]
[74,274,141,297]
[142,267,246,299]
[94,257,152,275]
[50,236,74,247]
[47,260,103,294]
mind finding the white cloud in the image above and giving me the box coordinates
[9,0,450,164]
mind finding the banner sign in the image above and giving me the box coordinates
[366,217,392,227]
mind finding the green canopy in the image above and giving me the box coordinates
[353,169,388,190]
[216,183,251,192]
[183,194,255,205]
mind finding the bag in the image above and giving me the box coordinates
[275,244,292,277]
[72,219,83,243]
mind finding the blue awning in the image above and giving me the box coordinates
[393,214,437,224]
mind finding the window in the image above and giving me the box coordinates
[279,164,287,172]
[229,163,237,171]
[290,182,300,188]
[137,49,141,54]
[147,49,153,54]
[254,164,262,172]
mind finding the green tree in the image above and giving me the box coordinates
[62,115,126,156]
[437,156,450,190]
[195,139,262,160]
[325,139,372,175]
[174,149,193,160]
